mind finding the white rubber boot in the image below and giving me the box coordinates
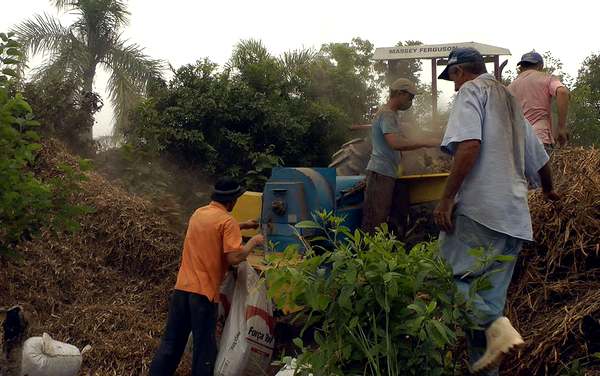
[471,316,525,373]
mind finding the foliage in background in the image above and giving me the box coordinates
[13,0,163,148]
[23,75,103,154]
[266,212,488,375]
[310,38,383,124]
[127,46,348,184]
[0,32,91,259]
[126,38,438,187]
[542,51,574,87]
[569,53,600,146]
[244,145,283,191]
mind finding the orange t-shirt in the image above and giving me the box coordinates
[174,202,243,301]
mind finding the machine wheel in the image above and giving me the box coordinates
[329,138,372,176]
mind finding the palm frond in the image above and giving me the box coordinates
[31,37,87,84]
[278,48,318,91]
[281,48,317,70]
[228,39,272,71]
[103,38,164,134]
[103,38,164,89]
[12,13,73,58]
[51,0,77,11]
[76,0,130,35]
[106,63,140,135]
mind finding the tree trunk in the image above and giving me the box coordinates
[77,63,96,155]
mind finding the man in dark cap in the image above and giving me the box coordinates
[508,50,570,151]
[435,47,560,374]
[150,177,263,376]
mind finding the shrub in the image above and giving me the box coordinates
[0,32,91,258]
[265,212,487,375]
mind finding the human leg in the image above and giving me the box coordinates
[189,293,218,376]
[149,290,192,376]
[361,171,395,234]
[438,215,525,373]
[389,180,410,238]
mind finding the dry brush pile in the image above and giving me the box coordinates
[504,147,600,375]
[0,139,190,375]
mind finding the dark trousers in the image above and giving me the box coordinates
[361,170,410,238]
[149,290,218,376]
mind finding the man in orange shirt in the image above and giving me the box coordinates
[150,177,264,376]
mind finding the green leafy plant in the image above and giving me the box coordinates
[569,53,600,147]
[265,211,483,376]
[559,353,600,376]
[0,32,91,258]
[244,145,283,191]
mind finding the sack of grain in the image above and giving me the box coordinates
[214,262,275,376]
[21,333,91,376]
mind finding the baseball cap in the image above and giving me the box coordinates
[438,47,485,81]
[390,78,418,95]
[517,50,543,66]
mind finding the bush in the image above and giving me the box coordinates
[265,212,488,375]
[0,32,91,258]
[569,53,600,147]
[23,75,103,154]
[127,59,348,186]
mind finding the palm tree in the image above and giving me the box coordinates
[13,0,163,145]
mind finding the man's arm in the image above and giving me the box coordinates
[225,234,264,265]
[384,133,440,151]
[434,140,481,232]
[239,219,259,230]
[537,163,560,201]
[556,86,570,146]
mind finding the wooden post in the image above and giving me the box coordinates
[431,58,438,124]
[493,55,500,80]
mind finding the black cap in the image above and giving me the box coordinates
[438,47,485,81]
[211,177,246,202]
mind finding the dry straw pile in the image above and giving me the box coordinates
[1,139,189,375]
[1,140,599,375]
[505,147,600,375]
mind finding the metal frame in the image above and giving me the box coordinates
[374,42,511,122]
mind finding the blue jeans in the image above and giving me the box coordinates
[439,215,523,375]
[149,290,218,376]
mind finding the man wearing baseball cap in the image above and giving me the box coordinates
[508,50,570,151]
[435,47,560,374]
[361,78,441,237]
[150,177,263,375]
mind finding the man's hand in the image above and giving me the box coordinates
[240,219,260,230]
[433,139,480,233]
[425,137,442,148]
[248,234,265,248]
[226,234,265,266]
[434,198,455,233]
[557,127,569,147]
[244,234,265,254]
[544,190,561,202]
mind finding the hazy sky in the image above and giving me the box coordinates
[2,0,598,137]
